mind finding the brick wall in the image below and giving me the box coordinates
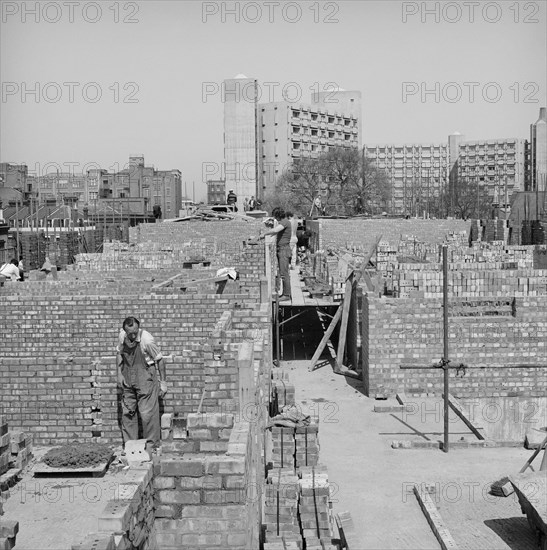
[72,462,156,550]
[363,294,547,398]
[130,220,263,247]
[0,292,270,445]
[307,218,471,252]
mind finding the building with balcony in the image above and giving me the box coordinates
[364,143,450,216]
[455,137,526,206]
[259,99,360,196]
[222,75,362,202]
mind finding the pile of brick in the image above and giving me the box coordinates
[9,432,32,470]
[295,424,319,469]
[391,268,547,298]
[264,468,300,542]
[73,463,156,550]
[0,520,19,550]
[299,465,336,549]
[0,417,9,476]
[271,379,295,413]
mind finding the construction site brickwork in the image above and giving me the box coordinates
[0,216,546,550]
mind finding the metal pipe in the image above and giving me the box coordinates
[275,278,280,366]
[442,245,449,453]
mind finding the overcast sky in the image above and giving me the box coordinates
[1,0,546,201]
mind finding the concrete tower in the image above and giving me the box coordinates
[530,107,547,191]
[223,74,258,206]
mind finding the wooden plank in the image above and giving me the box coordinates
[33,454,113,477]
[309,236,381,372]
[413,485,460,550]
[509,472,547,534]
[309,306,343,371]
[152,273,228,290]
[290,268,305,306]
[519,434,547,473]
[335,272,354,372]
[446,393,485,440]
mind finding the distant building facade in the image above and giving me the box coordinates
[455,137,526,207]
[530,107,547,192]
[366,130,534,216]
[207,179,226,205]
[3,156,182,219]
[223,75,362,202]
[258,98,360,197]
[223,75,258,208]
[0,163,30,199]
[364,143,450,216]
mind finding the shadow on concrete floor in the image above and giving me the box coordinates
[484,517,537,550]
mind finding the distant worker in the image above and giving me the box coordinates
[248,196,256,211]
[243,197,249,212]
[116,317,168,456]
[18,259,24,282]
[259,207,292,302]
[0,258,21,281]
[310,195,324,217]
[286,211,299,269]
[226,189,238,212]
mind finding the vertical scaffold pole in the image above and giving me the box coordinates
[443,245,449,453]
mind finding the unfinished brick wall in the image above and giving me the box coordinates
[362,294,547,398]
[306,218,471,252]
[0,293,269,445]
[129,220,263,247]
[72,462,156,550]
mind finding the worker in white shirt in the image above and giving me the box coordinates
[0,259,21,281]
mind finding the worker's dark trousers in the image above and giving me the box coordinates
[120,342,160,449]
[277,245,292,296]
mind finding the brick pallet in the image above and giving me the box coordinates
[264,469,300,540]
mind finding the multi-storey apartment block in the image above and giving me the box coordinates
[455,138,526,206]
[222,75,362,202]
[258,101,360,195]
[364,143,450,216]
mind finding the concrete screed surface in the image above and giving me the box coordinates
[286,359,539,550]
[1,448,128,550]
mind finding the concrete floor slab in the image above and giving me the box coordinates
[286,359,537,550]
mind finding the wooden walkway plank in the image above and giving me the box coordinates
[413,486,460,550]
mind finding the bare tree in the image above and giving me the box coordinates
[274,147,391,216]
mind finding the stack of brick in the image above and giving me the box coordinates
[263,536,301,549]
[0,417,10,476]
[264,468,300,542]
[271,427,296,470]
[299,465,335,549]
[271,423,319,470]
[0,520,19,550]
[271,380,295,414]
[295,424,319,469]
[19,232,47,270]
[72,463,156,550]
[9,431,32,469]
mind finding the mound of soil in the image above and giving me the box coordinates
[42,443,113,468]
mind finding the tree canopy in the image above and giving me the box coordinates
[264,147,390,217]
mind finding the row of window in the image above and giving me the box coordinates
[290,110,355,125]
